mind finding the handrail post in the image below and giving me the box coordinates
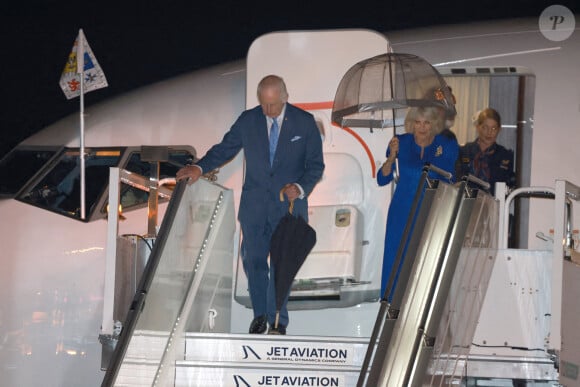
[495,182,507,249]
[101,167,121,338]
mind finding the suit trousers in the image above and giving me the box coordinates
[241,221,290,328]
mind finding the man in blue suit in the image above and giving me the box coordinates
[176,75,324,335]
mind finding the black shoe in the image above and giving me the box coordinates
[267,324,286,335]
[249,315,268,334]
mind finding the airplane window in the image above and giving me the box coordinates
[164,151,195,174]
[124,150,194,178]
[0,148,60,197]
[18,149,122,220]
[11,146,195,221]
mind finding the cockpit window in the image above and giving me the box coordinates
[111,150,195,214]
[19,149,123,220]
[11,146,195,222]
[124,150,194,177]
[0,147,60,197]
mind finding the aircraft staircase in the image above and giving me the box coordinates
[100,173,372,386]
[98,168,572,386]
[116,331,368,386]
[99,168,501,386]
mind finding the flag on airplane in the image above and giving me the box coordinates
[59,29,108,100]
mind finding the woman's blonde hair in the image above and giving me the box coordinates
[404,106,444,134]
[473,107,501,128]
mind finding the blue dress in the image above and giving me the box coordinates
[377,133,459,298]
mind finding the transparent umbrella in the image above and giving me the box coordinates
[331,52,456,132]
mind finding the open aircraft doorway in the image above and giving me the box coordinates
[231,30,393,337]
[441,70,535,248]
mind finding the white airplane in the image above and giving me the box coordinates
[0,8,579,386]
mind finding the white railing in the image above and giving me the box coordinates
[495,179,580,353]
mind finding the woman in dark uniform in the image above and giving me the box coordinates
[457,107,515,195]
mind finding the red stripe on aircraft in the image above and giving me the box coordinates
[295,101,377,178]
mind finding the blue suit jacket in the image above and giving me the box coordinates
[196,103,324,227]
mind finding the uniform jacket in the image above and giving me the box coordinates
[457,140,515,195]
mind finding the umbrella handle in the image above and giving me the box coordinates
[279,187,295,214]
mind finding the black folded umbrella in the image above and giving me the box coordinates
[270,198,316,329]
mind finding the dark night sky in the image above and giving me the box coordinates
[0,0,574,159]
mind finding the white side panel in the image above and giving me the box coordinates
[560,259,580,386]
[297,205,363,282]
[471,249,552,358]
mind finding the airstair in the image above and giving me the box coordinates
[98,167,577,386]
[118,332,367,386]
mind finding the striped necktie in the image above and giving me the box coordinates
[269,118,279,166]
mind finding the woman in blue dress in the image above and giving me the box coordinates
[377,106,459,298]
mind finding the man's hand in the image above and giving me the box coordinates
[283,183,300,202]
[176,165,202,185]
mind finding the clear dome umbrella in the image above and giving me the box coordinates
[331,52,456,133]
[331,52,456,178]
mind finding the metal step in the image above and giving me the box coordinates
[184,332,368,364]
[116,331,370,386]
[176,360,362,387]
[179,332,370,386]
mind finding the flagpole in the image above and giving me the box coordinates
[60,28,108,220]
[78,29,86,220]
